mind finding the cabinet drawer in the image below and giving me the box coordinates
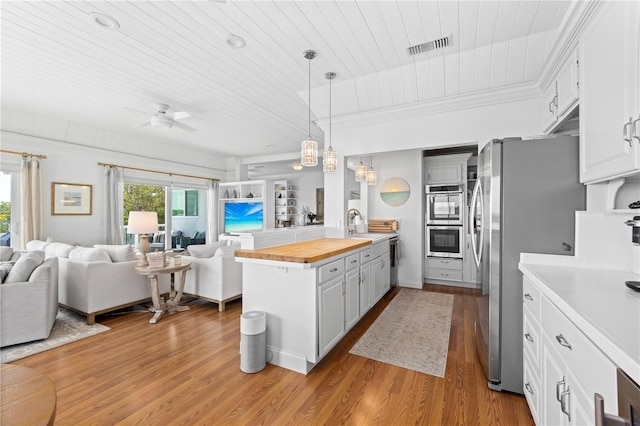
[372,240,390,258]
[426,267,462,281]
[360,248,372,263]
[318,259,344,283]
[523,276,541,318]
[427,257,462,270]
[523,353,541,426]
[523,310,540,365]
[345,253,360,271]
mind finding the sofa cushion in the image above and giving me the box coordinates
[5,250,45,283]
[93,244,138,262]
[26,240,49,251]
[0,262,14,283]
[44,242,75,258]
[187,242,226,258]
[0,247,14,262]
[68,247,112,263]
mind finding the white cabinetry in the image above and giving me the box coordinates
[543,50,580,134]
[522,275,618,425]
[370,240,390,305]
[219,180,269,232]
[344,253,361,331]
[359,248,372,316]
[425,163,463,185]
[426,257,463,282]
[580,1,640,183]
[274,180,296,227]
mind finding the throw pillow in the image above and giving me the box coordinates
[68,247,112,263]
[0,262,15,283]
[187,242,226,258]
[26,240,49,251]
[4,250,45,283]
[93,244,138,262]
[44,242,75,258]
[0,247,13,262]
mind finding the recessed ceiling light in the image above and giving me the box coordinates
[226,35,246,49]
[89,12,120,31]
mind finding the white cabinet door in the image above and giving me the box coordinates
[542,340,571,426]
[381,252,390,295]
[318,276,345,358]
[542,82,558,133]
[556,50,579,117]
[426,163,463,184]
[359,262,371,316]
[580,1,640,183]
[345,268,360,331]
[371,257,383,304]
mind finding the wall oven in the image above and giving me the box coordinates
[426,225,463,258]
[426,184,463,225]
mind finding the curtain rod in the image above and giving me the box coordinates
[1,149,47,159]
[98,162,220,182]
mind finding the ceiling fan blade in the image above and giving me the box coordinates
[136,120,151,128]
[168,111,191,121]
[172,121,196,133]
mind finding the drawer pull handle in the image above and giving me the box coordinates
[441,273,449,277]
[556,377,566,402]
[556,334,572,350]
[351,260,357,264]
[524,382,534,394]
[364,254,370,258]
[524,333,533,343]
[560,387,571,421]
[524,293,534,301]
[330,268,338,273]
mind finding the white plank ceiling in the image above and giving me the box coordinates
[1,0,571,160]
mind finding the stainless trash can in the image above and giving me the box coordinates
[240,311,266,373]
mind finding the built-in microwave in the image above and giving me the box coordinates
[426,184,463,225]
[426,225,463,258]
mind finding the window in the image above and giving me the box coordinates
[0,173,11,247]
[172,189,198,217]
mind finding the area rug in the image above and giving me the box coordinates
[349,289,454,377]
[1,308,110,363]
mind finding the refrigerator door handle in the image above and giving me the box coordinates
[470,179,483,269]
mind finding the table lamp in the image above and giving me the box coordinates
[127,211,158,267]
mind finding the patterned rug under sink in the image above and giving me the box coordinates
[1,308,110,363]
[349,288,454,377]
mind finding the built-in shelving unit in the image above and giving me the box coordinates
[219,180,271,234]
[274,180,296,227]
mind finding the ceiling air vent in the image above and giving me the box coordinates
[406,36,450,56]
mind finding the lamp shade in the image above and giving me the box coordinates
[127,211,158,234]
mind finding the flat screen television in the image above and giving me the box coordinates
[224,201,264,233]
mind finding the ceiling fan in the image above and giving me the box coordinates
[134,103,196,132]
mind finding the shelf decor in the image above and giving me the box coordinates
[379,177,410,206]
[51,182,92,215]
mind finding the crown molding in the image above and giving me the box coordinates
[317,82,541,131]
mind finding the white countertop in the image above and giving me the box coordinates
[349,232,398,243]
[518,259,640,385]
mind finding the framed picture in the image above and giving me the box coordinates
[51,182,92,215]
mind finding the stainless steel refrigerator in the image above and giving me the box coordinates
[469,136,585,393]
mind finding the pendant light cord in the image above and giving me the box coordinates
[328,74,332,149]
[308,54,312,138]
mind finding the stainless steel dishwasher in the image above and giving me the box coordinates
[389,236,399,286]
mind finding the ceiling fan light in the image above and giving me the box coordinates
[301,138,318,167]
[150,115,173,129]
[323,147,337,173]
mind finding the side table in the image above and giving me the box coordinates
[1,364,56,426]
[135,258,192,323]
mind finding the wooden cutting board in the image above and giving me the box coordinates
[235,238,371,264]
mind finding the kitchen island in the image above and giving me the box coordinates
[235,237,391,374]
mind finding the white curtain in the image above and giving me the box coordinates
[20,157,42,248]
[103,167,124,244]
[206,180,219,242]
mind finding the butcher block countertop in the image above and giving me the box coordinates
[234,238,371,264]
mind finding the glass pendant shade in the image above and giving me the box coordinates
[323,147,337,173]
[366,167,377,185]
[301,138,318,166]
[355,159,367,182]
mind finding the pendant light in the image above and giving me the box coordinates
[323,71,337,173]
[366,157,377,185]
[301,50,318,167]
[355,157,367,182]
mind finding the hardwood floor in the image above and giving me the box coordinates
[11,285,533,425]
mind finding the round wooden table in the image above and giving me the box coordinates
[1,364,56,426]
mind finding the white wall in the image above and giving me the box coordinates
[1,132,225,247]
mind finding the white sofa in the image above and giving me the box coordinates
[1,250,59,347]
[27,240,170,324]
[182,241,242,311]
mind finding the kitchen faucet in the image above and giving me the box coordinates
[346,208,362,235]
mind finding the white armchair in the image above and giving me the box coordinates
[182,241,242,311]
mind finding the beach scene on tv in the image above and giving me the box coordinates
[224,202,264,233]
